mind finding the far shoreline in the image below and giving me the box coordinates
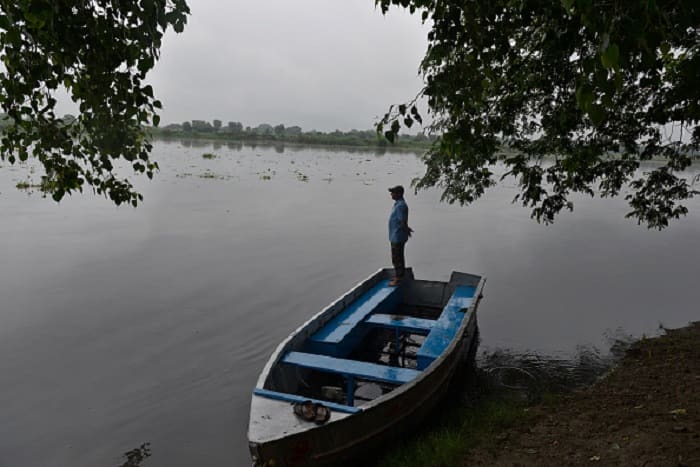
[150,133,430,155]
[146,126,434,153]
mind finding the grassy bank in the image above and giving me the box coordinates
[375,322,700,466]
[374,395,536,467]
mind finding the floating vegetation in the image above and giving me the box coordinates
[197,171,234,181]
[258,168,275,180]
[176,172,192,178]
[294,170,309,182]
[15,177,54,193]
[201,152,218,159]
[16,179,46,190]
[199,171,221,179]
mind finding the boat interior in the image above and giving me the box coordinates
[254,269,481,411]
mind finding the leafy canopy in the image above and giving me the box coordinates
[0,0,189,206]
[377,0,700,228]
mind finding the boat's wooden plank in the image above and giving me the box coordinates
[253,388,362,414]
[416,285,475,370]
[363,314,435,334]
[310,279,398,346]
[282,351,420,384]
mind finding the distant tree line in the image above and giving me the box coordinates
[1,113,432,150]
[1,112,76,129]
[0,113,433,151]
[149,119,435,149]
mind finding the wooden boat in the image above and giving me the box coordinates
[248,268,485,466]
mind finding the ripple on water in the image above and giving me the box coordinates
[477,331,638,395]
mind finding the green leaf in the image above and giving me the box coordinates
[601,44,620,70]
[588,104,605,125]
[23,11,46,29]
[411,106,423,125]
[0,14,10,30]
[138,56,154,75]
[575,85,594,112]
[390,120,400,134]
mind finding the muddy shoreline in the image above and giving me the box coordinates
[464,322,700,466]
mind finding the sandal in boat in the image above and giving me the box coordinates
[313,403,331,425]
[292,400,316,422]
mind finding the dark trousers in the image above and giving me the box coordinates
[390,242,406,279]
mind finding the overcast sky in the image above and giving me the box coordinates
[141,1,429,132]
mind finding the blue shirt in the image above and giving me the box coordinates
[388,198,409,243]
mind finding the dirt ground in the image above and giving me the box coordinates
[464,322,700,467]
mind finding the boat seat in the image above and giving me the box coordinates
[253,388,362,413]
[416,286,475,370]
[363,314,435,334]
[282,351,420,405]
[308,279,399,356]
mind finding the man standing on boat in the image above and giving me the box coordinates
[388,185,413,286]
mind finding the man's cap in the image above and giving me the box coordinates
[388,185,404,195]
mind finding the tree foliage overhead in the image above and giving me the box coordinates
[377,0,700,228]
[0,0,189,206]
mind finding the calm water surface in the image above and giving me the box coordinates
[1,140,698,467]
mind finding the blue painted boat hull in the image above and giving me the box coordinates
[248,269,485,466]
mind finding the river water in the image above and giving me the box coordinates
[1,140,698,467]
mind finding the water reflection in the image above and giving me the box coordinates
[477,330,637,400]
[189,139,209,148]
[160,136,422,157]
[118,444,151,467]
[226,141,242,151]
